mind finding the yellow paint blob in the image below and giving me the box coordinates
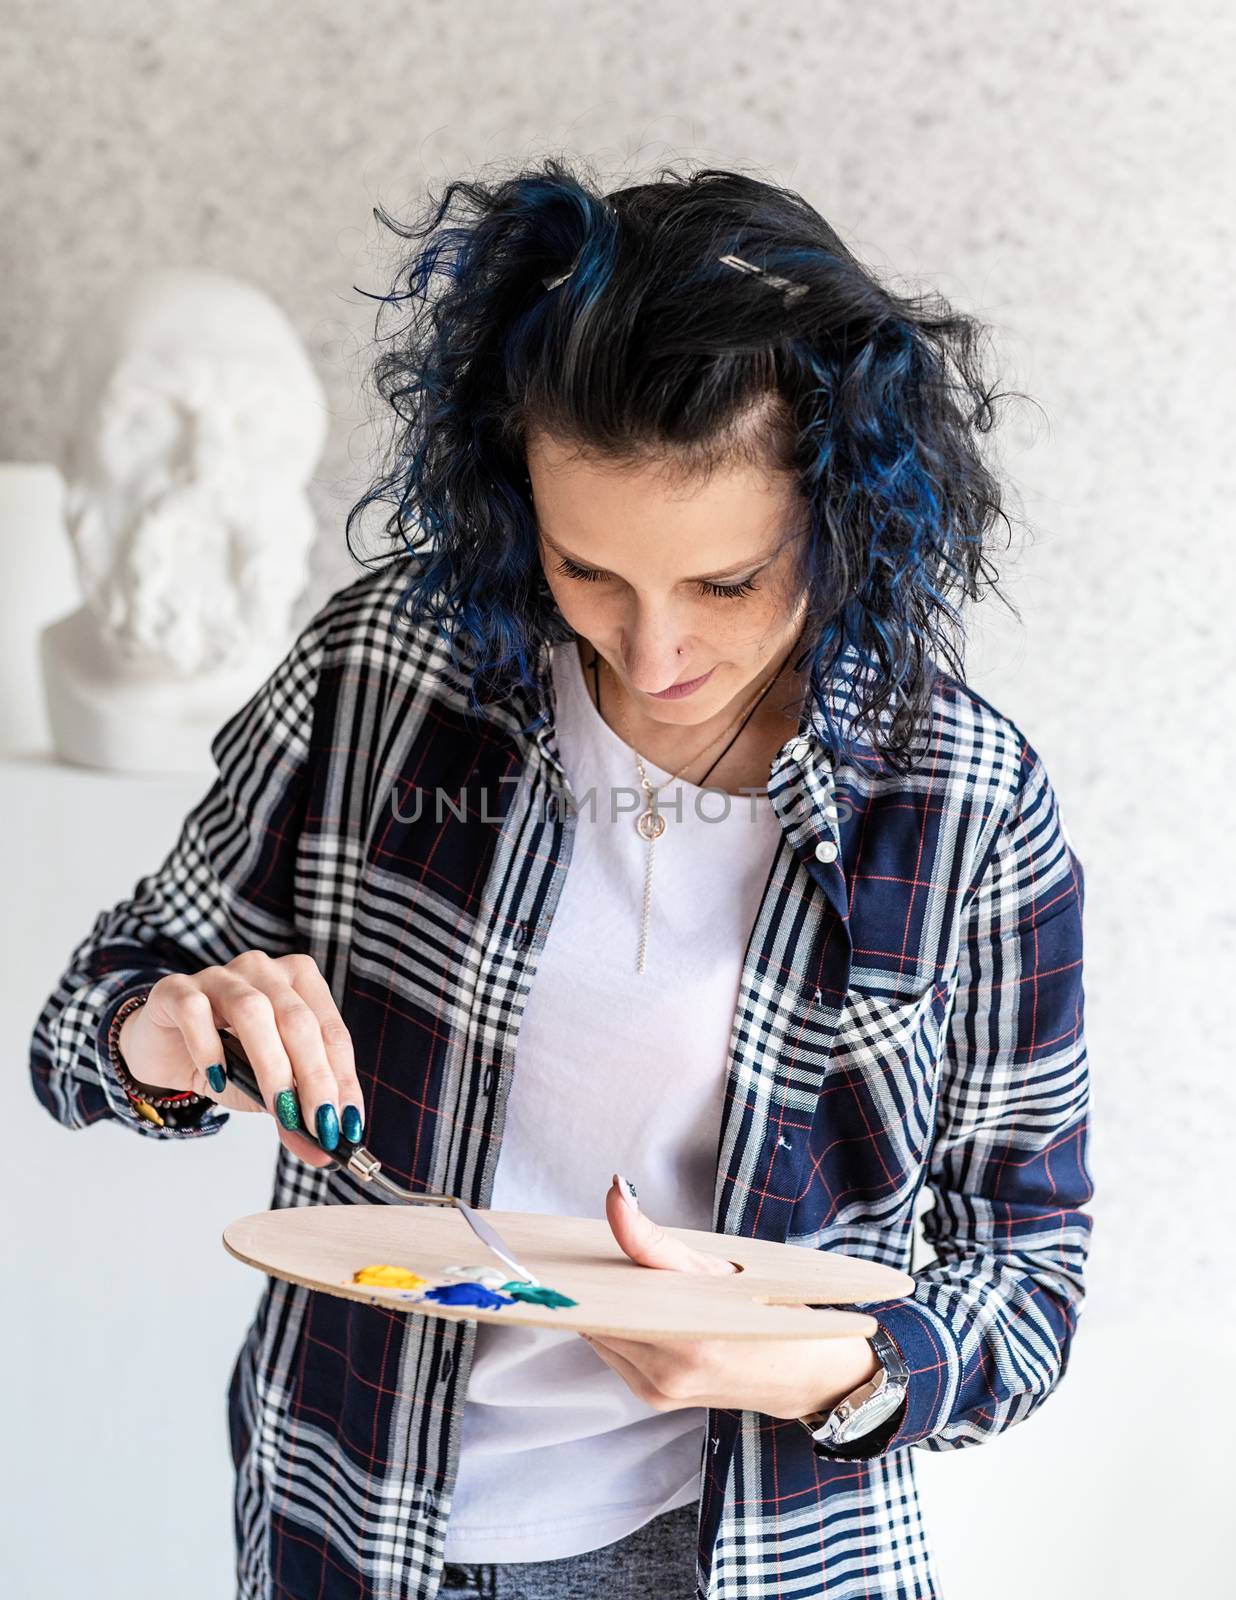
[352,1264,429,1291]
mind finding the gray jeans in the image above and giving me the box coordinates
[438,1501,699,1598]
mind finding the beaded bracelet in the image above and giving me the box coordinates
[107,990,213,1128]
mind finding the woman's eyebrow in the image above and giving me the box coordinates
[540,530,790,582]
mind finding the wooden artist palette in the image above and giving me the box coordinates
[223,1205,914,1340]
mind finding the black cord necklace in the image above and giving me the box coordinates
[588,638,801,790]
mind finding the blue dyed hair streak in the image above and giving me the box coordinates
[345,155,1036,774]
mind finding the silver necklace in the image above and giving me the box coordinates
[593,647,798,973]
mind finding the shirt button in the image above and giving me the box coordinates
[824,803,839,820]
[788,738,811,761]
[814,839,838,863]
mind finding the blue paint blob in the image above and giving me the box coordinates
[422,1281,516,1310]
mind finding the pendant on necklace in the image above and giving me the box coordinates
[636,808,666,841]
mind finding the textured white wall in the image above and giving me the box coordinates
[5,3,1233,1596]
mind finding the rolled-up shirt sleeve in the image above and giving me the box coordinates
[29,602,332,1141]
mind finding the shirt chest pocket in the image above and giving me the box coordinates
[813,980,955,1216]
[839,980,952,1074]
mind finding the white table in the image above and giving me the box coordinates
[3,753,278,1600]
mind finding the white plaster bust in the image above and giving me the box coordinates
[41,267,327,773]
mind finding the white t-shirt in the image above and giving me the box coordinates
[441,639,783,1562]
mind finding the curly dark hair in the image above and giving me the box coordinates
[345,153,1031,774]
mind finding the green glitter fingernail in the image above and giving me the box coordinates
[275,1089,302,1131]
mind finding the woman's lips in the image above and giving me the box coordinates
[645,666,716,700]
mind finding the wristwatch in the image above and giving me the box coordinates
[797,1324,909,1451]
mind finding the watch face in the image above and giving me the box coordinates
[835,1384,905,1442]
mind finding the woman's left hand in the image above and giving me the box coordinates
[582,1175,881,1420]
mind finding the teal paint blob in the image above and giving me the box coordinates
[423,1281,516,1309]
[500,1282,579,1309]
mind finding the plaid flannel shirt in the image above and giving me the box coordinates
[30,557,1094,1600]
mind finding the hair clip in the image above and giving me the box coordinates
[718,253,809,303]
[543,251,582,292]
[543,252,807,302]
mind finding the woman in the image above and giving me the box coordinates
[31,159,1094,1600]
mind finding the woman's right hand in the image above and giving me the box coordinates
[115,951,364,1169]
